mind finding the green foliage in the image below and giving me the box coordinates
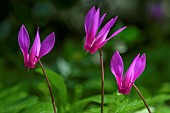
[70,92,170,113]
[149,94,170,105]
[155,105,170,113]
[83,107,109,113]
[24,102,54,113]
[70,93,147,113]
[35,68,67,111]
[113,99,146,113]
[0,85,38,113]
[70,93,124,113]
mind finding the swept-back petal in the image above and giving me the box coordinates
[110,51,124,85]
[39,32,55,58]
[18,25,30,61]
[133,54,146,81]
[29,27,41,62]
[98,13,106,28]
[123,54,146,83]
[106,26,127,41]
[91,8,100,38]
[120,54,140,94]
[85,6,96,34]
[123,54,140,84]
[96,16,118,39]
[84,6,97,46]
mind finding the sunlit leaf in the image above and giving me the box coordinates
[114,99,147,113]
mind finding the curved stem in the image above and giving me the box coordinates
[38,60,57,113]
[99,49,104,113]
[133,84,151,113]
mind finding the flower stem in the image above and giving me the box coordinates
[99,49,104,113]
[38,60,57,113]
[133,84,151,113]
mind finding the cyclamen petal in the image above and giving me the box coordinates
[18,25,55,68]
[95,30,110,50]
[111,51,124,77]
[123,54,140,83]
[133,54,146,81]
[18,25,30,52]
[91,8,100,38]
[110,51,146,94]
[84,29,110,54]
[85,6,96,35]
[98,13,106,28]
[106,26,127,41]
[39,32,55,58]
[111,51,124,86]
[84,6,126,54]
[96,16,118,39]
[85,6,96,26]
[18,25,30,62]
[29,27,41,61]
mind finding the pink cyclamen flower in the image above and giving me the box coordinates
[18,25,55,68]
[110,51,146,94]
[84,6,126,54]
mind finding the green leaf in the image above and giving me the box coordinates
[155,104,170,113]
[0,85,38,113]
[0,85,22,99]
[24,102,55,113]
[149,94,170,104]
[35,68,67,106]
[109,94,170,113]
[114,99,147,113]
[0,97,38,113]
[70,93,125,112]
[84,107,108,113]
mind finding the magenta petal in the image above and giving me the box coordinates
[111,51,124,77]
[121,54,146,94]
[84,6,97,46]
[133,54,146,81]
[91,8,100,38]
[110,51,124,85]
[96,16,118,39]
[86,8,100,44]
[29,27,41,62]
[123,54,140,84]
[18,25,30,62]
[106,26,127,41]
[85,6,96,27]
[98,13,106,28]
[85,6,96,34]
[84,29,109,54]
[93,29,110,49]
[39,32,55,58]
[120,54,140,94]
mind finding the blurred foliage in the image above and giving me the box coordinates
[0,0,170,112]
